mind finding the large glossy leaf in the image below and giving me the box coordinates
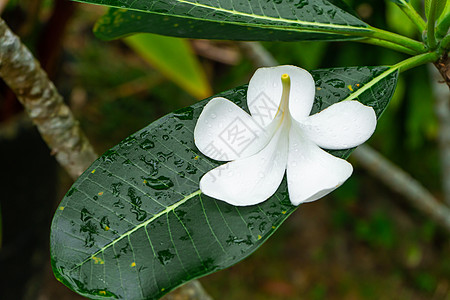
[124,34,212,99]
[51,66,398,300]
[77,0,372,41]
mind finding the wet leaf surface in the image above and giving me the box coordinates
[75,0,371,41]
[51,66,398,299]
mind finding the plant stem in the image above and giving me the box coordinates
[395,0,426,32]
[392,51,440,73]
[346,53,440,113]
[441,34,450,50]
[427,0,438,49]
[436,12,450,38]
[358,38,420,55]
[368,27,427,53]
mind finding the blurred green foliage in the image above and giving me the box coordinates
[124,33,212,99]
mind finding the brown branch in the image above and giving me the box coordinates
[434,53,450,87]
[432,57,450,206]
[352,145,450,232]
[239,41,450,233]
[429,64,450,206]
[0,17,96,179]
[0,17,212,299]
[238,41,278,67]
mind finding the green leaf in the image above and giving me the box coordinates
[124,33,212,99]
[51,66,398,300]
[81,0,371,42]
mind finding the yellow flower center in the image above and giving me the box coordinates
[275,73,291,124]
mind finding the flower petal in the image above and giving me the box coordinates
[299,100,377,150]
[199,125,289,206]
[287,125,353,205]
[194,97,276,161]
[247,65,315,127]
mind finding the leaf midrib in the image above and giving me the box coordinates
[173,0,367,31]
[81,0,371,33]
[68,189,202,272]
[342,67,398,101]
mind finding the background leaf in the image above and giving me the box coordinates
[51,66,398,300]
[82,0,371,42]
[124,33,212,100]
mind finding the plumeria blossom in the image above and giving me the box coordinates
[194,65,377,206]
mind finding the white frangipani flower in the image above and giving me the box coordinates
[194,65,377,206]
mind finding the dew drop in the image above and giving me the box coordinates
[174,107,194,120]
[210,113,217,119]
[142,176,174,190]
[325,78,345,88]
[157,249,175,265]
[100,216,110,231]
[139,139,155,150]
[102,149,118,163]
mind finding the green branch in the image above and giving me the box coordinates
[367,27,427,53]
[392,52,440,73]
[394,0,426,32]
[427,0,438,49]
[358,38,421,55]
[441,34,450,50]
[437,12,450,38]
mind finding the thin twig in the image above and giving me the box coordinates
[239,41,278,67]
[429,64,450,206]
[0,17,212,299]
[239,41,450,233]
[352,145,450,232]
